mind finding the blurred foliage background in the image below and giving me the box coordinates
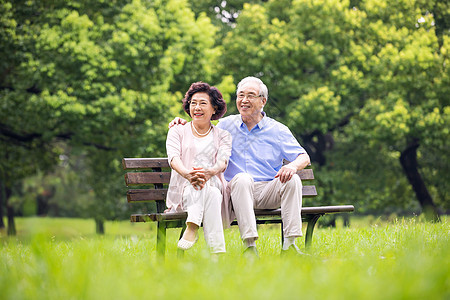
[1,0,448,234]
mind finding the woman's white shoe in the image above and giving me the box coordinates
[177,236,198,250]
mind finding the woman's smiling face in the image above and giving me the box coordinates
[189,92,215,122]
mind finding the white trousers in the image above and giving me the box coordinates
[229,173,303,241]
[182,183,226,253]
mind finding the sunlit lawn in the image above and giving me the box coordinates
[1,216,449,299]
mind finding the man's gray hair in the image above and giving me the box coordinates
[236,76,269,100]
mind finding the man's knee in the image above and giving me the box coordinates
[230,173,254,189]
[230,173,254,208]
[284,174,302,190]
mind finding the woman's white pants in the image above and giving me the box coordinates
[182,183,226,253]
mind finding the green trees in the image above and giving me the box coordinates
[220,0,449,219]
[1,0,448,232]
[0,0,226,233]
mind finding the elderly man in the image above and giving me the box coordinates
[171,76,310,256]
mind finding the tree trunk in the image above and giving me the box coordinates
[400,140,440,222]
[5,186,16,235]
[7,205,16,235]
[36,186,54,216]
[301,131,333,167]
[0,179,5,229]
[95,218,105,234]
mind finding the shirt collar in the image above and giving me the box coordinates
[258,111,268,129]
[238,111,267,130]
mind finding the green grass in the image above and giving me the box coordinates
[1,216,449,299]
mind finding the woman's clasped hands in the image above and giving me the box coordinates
[185,167,214,190]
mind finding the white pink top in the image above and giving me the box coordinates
[166,122,233,225]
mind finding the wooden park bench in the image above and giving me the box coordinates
[123,158,354,257]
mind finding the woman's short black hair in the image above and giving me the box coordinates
[182,82,227,120]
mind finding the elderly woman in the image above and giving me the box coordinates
[166,82,232,254]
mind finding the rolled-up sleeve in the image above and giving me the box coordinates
[217,130,232,163]
[166,125,182,168]
[279,125,306,162]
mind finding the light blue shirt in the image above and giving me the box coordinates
[217,113,307,182]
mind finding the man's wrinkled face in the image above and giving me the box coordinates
[236,81,266,119]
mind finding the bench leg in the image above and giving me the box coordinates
[177,224,187,259]
[281,220,284,247]
[157,221,167,258]
[305,214,322,249]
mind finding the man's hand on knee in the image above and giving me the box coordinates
[275,165,297,183]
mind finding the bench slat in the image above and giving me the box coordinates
[254,205,355,216]
[123,158,170,169]
[123,158,315,181]
[130,205,355,222]
[299,169,314,180]
[125,172,171,185]
[127,189,168,202]
[125,169,314,186]
[127,185,317,202]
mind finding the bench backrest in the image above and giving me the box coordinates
[123,158,317,213]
